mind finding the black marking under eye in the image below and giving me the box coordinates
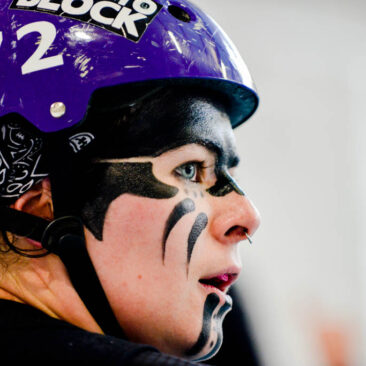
[207,170,245,197]
[187,213,208,266]
[162,198,196,262]
[81,162,178,241]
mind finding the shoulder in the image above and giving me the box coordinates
[0,300,204,366]
[0,300,153,364]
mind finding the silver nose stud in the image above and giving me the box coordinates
[245,232,253,245]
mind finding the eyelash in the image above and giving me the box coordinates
[174,161,208,183]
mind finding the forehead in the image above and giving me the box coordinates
[100,89,239,166]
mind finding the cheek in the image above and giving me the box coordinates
[87,194,172,300]
[103,194,167,247]
[85,192,219,355]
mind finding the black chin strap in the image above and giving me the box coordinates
[46,132,126,339]
[0,206,124,338]
[0,206,48,242]
[42,215,125,338]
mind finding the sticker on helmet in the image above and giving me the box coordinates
[10,0,163,43]
[69,132,95,153]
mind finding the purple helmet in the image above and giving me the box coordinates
[0,0,258,133]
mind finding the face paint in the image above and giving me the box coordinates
[81,88,239,238]
[89,88,239,165]
[207,169,245,197]
[79,89,244,358]
[185,293,232,361]
[163,198,196,262]
[187,213,208,267]
[82,162,178,240]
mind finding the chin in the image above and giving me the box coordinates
[183,293,232,362]
[185,299,232,361]
[186,328,223,362]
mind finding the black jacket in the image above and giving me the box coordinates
[0,299,203,365]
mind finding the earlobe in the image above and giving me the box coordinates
[11,178,54,220]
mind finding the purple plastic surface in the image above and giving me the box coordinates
[0,0,258,132]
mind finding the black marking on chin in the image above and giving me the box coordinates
[82,162,178,241]
[187,213,208,266]
[207,169,245,197]
[162,198,196,262]
[196,298,232,362]
[185,293,220,357]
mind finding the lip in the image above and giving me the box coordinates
[198,266,241,294]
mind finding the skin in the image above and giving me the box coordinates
[0,91,260,361]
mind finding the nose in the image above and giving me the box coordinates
[210,192,261,245]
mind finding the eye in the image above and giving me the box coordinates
[175,162,200,182]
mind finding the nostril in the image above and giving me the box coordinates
[225,226,246,237]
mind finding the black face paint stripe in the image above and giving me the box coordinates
[185,293,220,357]
[81,162,178,241]
[207,169,245,197]
[187,212,208,266]
[196,298,232,362]
[162,198,196,262]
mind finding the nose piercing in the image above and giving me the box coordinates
[245,231,253,245]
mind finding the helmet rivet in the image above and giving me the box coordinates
[50,102,66,118]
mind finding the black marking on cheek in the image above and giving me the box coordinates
[187,213,208,266]
[81,162,178,241]
[185,293,220,357]
[207,170,245,197]
[162,198,196,262]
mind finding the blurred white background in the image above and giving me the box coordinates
[192,0,366,365]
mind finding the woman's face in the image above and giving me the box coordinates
[83,93,260,361]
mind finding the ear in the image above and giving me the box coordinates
[11,178,54,220]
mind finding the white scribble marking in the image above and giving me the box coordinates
[74,54,93,78]
[30,154,47,178]
[0,150,9,170]
[168,31,182,54]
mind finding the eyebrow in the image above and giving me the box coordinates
[94,139,241,168]
[202,140,240,170]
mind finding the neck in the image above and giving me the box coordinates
[0,246,103,334]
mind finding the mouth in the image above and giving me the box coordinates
[199,272,239,293]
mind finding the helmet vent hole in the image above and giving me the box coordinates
[168,5,191,23]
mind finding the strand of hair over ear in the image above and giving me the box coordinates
[1,231,49,259]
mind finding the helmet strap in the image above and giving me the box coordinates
[42,215,125,338]
[39,134,125,338]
